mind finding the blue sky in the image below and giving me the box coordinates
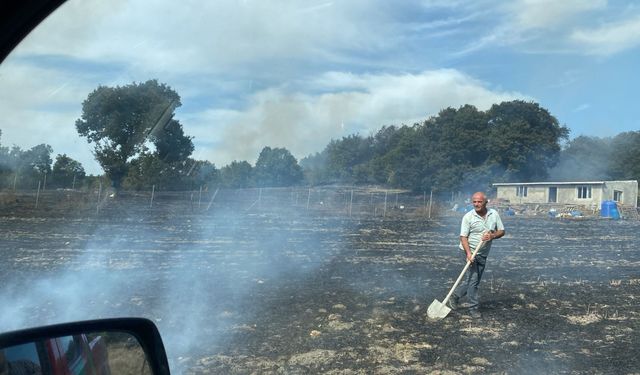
[1,0,639,175]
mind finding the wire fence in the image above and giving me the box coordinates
[0,186,453,219]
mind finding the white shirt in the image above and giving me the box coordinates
[459,208,504,256]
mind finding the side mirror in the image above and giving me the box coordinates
[0,318,170,375]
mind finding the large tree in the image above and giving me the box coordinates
[486,100,569,182]
[254,146,303,187]
[75,80,193,189]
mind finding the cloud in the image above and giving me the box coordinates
[15,0,410,80]
[454,0,608,55]
[573,103,590,112]
[4,0,636,176]
[570,14,640,56]
[510,0,606,31]
[0,59,101,173]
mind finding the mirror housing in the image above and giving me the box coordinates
[0,318,170,375]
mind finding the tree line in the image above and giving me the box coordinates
[1,79,638,193]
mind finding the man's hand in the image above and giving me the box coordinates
[466,251,474,263]
[481,232,493,241]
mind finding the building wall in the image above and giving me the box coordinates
[497,184,602,206]
[495,180,638,208]
[603,181,638,207]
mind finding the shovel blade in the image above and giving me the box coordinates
[427,299,451,320]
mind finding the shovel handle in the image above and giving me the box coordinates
[442,235,485,304]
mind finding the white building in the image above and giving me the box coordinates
[492,180,638,208]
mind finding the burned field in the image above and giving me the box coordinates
[1,195,639,374]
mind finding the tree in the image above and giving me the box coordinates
[324,135,373,182]
[51,154,85,188]
[486,101,569,181]
[152,119,194,163]
[75,80,193,189]
[188,160,220,189]
[300,100,569,192]
[300,151,329,185]
[608,131,640,181]
[254,146,303,187]
[19,144,53,176]
[220,160,253,188]
[124,151,201,191]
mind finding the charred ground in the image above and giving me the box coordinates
[0,191,638,374]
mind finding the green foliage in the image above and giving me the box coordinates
[0,143,53,189]
[301,100,570,192]
[123,153,217,191]
[75,80,193,189]
[486,101,569,181]
[189,160,221,190]
[220,160,253,188]
[51,154,86,188]
[325,135,374,182]
[608,131,640,181]
[254,147,303,187]
[300,151,330,186]
[0,130,57,189]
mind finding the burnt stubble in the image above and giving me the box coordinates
[1,193,638,374]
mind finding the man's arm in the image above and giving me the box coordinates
[482,229,505,241]
[460,235,473,262]
[482,211,505,241]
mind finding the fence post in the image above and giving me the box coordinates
[206,188,219,211]
[383,190,388,217]
[97,182,102,214]
[150,185,155,208]
[423,191,426,213]
[198,185,203,209]
[370,192,374,215]
[429,189,433,219]
[306,188,311,210]
[35,181,41,209]
[349,189,354,217]
[13,173,17,191]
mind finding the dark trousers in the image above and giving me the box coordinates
[452,251,487,310]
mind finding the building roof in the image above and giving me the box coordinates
[493,180,637,186]
[493,181,606,186]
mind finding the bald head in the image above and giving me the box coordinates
[471,192,488,215]
[472,192,487,202]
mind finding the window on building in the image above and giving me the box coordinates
[613,190,623,202]
[577,186,592,199]
[516,186,528,197]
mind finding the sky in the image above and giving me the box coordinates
[1,0,639,175]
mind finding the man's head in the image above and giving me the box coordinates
[471,192,488,214]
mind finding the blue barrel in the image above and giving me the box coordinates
[601,200,620,219]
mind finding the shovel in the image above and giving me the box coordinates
[427,238,485,320]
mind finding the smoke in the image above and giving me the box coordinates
[0,197,341,372]
[190,69,527,168]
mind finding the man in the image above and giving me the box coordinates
[448,192,505,318]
